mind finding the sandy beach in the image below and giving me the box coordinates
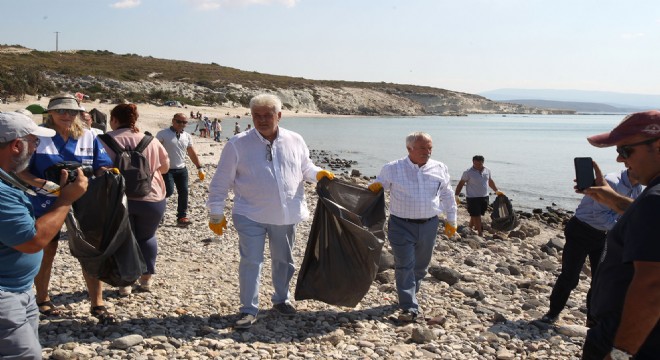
[2,95,337,180]
[1,96,588,359]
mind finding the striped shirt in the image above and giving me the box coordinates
[375,157,457,222]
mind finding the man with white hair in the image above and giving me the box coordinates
[207,94,334,329]
[0,112,87,359]
[369,132,457,323]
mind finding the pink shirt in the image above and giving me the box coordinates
[100,128,170,202]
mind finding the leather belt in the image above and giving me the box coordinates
[392,215,435,224]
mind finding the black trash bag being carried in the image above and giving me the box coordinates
[65,171,146,287]
[490,194,519,232]
[295,178,386,307]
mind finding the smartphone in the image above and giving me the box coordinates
[574,157,595,191]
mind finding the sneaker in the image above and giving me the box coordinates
[138,277,153,292]
[540,313,558,324]
[235,313,257,329]
[397,309,418,323]
[272,302,297,317]
[118,286,132,296]
[177,217,192,227]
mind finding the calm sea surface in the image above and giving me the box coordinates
[226,114,627,211]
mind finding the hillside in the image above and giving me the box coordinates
[0,45,574,116]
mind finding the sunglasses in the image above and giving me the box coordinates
[175,120,188,125]
[616,137,660,159]
[54,109,80,116]
[266,143,273,161]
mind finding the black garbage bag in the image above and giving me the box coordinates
[490,194,519,232]
[295,178,386,307]
[65,171,146,287]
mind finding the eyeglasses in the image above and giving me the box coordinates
[616,137,659,159]
[54,109,80,116]
[175,120,188,125]
[266,143,273,161]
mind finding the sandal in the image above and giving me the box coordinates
[90,305,117,324]
[37,300,62,317]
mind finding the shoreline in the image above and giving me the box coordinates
[2,96,575,213]
[2,96,590,359]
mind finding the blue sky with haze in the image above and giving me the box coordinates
[1,0,659,96]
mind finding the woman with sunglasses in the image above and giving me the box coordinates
[18,93,117,323]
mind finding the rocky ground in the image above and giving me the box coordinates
[35,135,592,360]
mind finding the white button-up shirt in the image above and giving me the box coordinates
[207,127,321,225]
[375,157,457,223]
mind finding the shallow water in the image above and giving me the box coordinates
[215,114,627,211]
[287,114,629,211]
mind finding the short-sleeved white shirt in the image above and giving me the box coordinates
[460,166,492,198]
[156,127,193,169]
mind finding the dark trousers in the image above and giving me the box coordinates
[163,168,189,219]
[548,216,606,319]
[128,199,167,274]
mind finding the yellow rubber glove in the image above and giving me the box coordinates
[454,195,461,204]
[39,180,61,197]
[444,222,457,237]
[198,169,206,181]
[316,170,335,181]
[368,182,383,193]
[209,214,227,235]
[496,191,505,196]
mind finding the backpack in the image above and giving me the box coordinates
[99,134,154,198]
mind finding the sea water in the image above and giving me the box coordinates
[271,114,627,211]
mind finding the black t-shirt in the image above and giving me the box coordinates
[590,176,660,346]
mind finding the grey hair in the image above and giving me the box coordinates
[405,132,432,148]
[249,94,282,113]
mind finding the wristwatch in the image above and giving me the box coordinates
[610,347,633,360]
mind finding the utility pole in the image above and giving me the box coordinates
[54,31,59,51]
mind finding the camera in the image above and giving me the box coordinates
[44,161,94,184]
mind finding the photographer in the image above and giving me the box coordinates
[0,112,88,359]
[17,94,116,323]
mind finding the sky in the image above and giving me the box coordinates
[1,0,660,96]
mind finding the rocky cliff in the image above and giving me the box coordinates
[1,46,574,116]
[45,73,574,116]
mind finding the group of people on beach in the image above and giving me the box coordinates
[192,113,223,142]
[0,92,658,359]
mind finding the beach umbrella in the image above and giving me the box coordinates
[26,104,46,114]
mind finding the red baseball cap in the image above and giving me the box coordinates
[588,110,660,147]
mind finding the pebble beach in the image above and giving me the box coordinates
[1,97,589,359]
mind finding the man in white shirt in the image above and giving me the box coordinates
[207,94,334,329]
[156,113,205,227]
[369,132,457,323]
[454,155,503,236]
